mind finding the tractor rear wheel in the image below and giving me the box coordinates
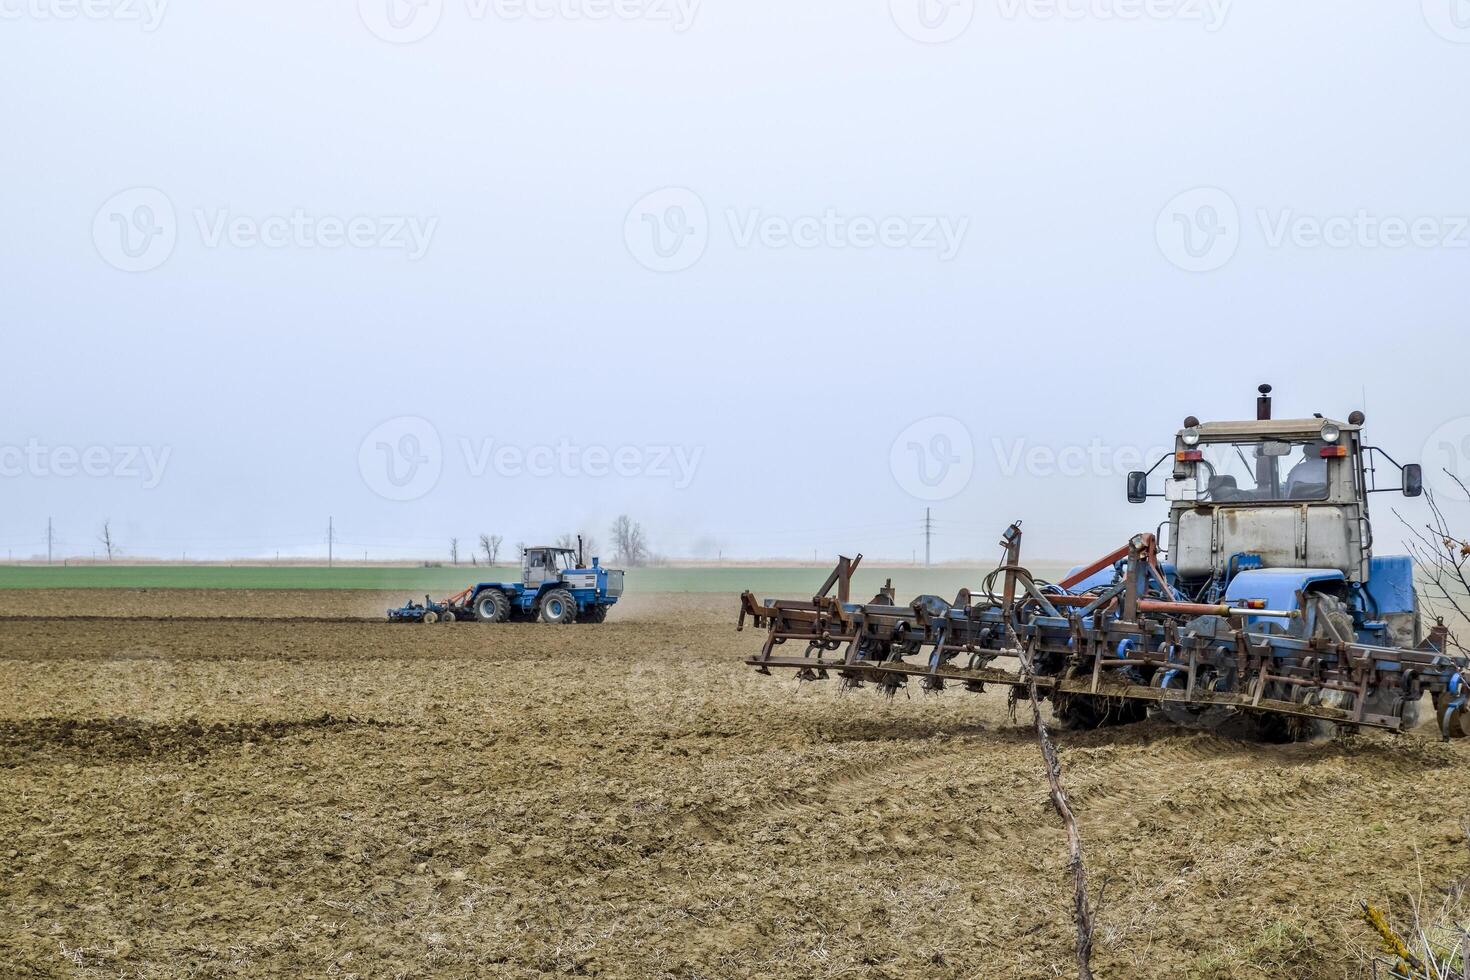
[539,589,577,625]
[474,591,510,623]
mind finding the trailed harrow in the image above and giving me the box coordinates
[739,524,1470,740]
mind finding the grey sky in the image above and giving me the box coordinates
[3,0,1468,562]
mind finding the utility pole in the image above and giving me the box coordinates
[328,517,335,568]
[924,508,932,568]
[47,518,53,565]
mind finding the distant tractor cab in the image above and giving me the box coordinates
[387,537,624,625]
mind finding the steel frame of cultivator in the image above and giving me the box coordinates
[738,524,1470,740]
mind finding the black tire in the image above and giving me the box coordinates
[474,590,510,624]
[439,609,457,623]
[539,589,577,625]
[577,605,609,624]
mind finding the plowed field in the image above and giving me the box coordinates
[2,590,1467,978]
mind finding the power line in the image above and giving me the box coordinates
[924,507,932,567]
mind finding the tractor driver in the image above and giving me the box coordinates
[1284,442,1328,499]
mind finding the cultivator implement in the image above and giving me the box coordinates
[738,525,1470,740]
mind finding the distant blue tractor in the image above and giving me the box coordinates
[389,541,624,625]
[465,544,624,624]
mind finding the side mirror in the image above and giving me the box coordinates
[1126,471,1148,504]
[1403,463,1423,497]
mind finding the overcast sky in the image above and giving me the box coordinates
[2,0,1468,562]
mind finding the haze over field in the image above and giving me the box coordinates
[3,2,1468,562]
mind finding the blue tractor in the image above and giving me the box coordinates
[463,541,623,624]
[388,541,623,625]
[738,384,1469,742]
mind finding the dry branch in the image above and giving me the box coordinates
[1015,636,1095,979]
[1396,474,1470,651]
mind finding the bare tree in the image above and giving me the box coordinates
[479,534,503,565]
[98,520,116,562]
[1397,473,1470,649]
[609,515,649,567]
[449,538,460,565]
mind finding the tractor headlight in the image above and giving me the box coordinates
[1321,422,1341,444]
[1181,427,1201,447]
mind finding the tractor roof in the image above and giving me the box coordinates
[1186,417,1359,439]
[525,545,576,553]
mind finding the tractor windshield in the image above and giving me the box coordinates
[1193,440,1333,502]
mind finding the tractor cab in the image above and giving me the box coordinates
[522,546,580,587]
[1126,384,1425,645]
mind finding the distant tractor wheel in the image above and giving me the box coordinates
[474,591,510,624]
[539,589,577,625]
[422,611,439,624]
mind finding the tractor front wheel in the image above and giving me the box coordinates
[539,589,577,625]
[474,591,510,623]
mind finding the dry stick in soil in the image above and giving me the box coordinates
[1015,636,1095,980]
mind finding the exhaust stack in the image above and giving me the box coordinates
[1256,383,1273,421]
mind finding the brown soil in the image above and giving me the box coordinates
[1,590,1467,978]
